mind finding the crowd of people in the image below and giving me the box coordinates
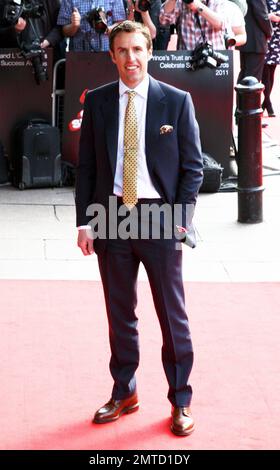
[0,1,279,110]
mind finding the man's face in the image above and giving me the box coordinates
[110,31,152,88]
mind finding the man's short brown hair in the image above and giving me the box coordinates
[109,20,153,52]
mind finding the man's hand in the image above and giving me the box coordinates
[63,7,81,37]
[186,0,201,13]
[126,0,136,19]
[40,39,50,49]
[127,1,147,15]
[269,12,280,23]
[134,0,143,14]
[77,229,94,256]
[15,17,26,32]
[186,0,224,30]
[71,7,81,28]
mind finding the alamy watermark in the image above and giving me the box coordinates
[85,196,196,248]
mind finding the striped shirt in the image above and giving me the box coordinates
[159,0,227,50]
[57,0,126,51]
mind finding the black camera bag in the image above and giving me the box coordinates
[12,118,61,189]
[199,153,223,193]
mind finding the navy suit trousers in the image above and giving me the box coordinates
[97,202,194,407]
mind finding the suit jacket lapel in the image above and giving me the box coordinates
[145,75,167,173]
[102,81,119,178]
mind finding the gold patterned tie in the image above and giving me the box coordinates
[123,91,138,209]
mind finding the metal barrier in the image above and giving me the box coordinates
[52,58,66,133]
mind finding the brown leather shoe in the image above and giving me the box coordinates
[93,393,139,424]
[171,406,195,436]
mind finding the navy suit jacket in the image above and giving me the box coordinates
[75,75,203,249]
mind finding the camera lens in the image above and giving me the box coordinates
[138,0,151,12]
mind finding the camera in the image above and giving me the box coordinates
[0,0,44,27]
[19,37,47,84]
[132,0,151,12]
[0,0,47,84]
[190,41,229,70]
[85,7,108,34]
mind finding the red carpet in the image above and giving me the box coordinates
[1,280,280,450]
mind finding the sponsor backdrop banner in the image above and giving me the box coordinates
[0,48,53,161]
[63,50,233,176]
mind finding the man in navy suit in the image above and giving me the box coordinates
[76,20,203,436]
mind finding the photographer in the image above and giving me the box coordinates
[125,0,171,49]
[159,0,228,50]
[0,1,64,63]
[126,1,157,39]
[155,0,172,50]
[57,0,126,51]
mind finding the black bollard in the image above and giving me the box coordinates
[235,76,264,223]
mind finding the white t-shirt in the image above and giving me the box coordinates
[225,1,245,32]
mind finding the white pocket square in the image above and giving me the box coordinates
[160,124,173,135]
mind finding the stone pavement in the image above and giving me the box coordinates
[0,128,279,283]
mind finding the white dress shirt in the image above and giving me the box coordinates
[113,76,161,199]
